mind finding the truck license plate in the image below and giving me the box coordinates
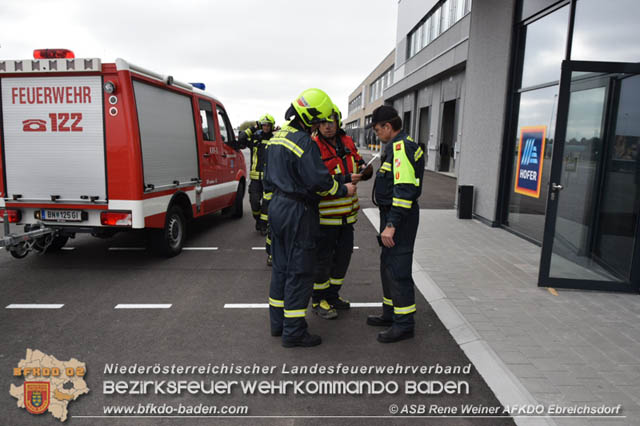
[41,209,83,222]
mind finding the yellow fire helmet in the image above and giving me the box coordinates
[291,88,335,128]
[259,114,275,126]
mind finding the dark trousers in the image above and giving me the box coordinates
[268,195,318,340]
[263,195,272,255]
[312,224,354,302]
[379,206,419,331]
[249,180,266,229]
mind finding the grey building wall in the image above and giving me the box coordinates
[386,2,470,176]
[391,70,465,174]
[345,50,395,148]
[395,0,439,79]
[458,0,516,222]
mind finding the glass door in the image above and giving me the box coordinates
[539,61,640,292]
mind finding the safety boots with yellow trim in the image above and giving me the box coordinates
[327,296,350,310]
[312,300,338,319]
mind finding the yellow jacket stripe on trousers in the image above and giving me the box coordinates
[284,309,306,318]
[394,304,416,315]
[269,298,284,308]
[392,197,413,209]
[314,280,330,290]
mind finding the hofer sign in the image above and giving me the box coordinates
[514,126,547,199]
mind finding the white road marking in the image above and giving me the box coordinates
[60,247,76,251]
[114,304,172,309]
[183,247,218,251]
[6,304,64,309]
[225,303,269,308]
[224,302,381,309]
[251,247,266,250]
[354,246,359,249]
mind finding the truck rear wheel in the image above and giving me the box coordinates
[151,206,186,257]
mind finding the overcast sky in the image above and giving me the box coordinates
[1,0,397,127]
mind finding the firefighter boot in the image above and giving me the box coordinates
[312,300,338,320]
[377,327,414,343]
[328,296,351,310]
[366,315,393,327]
[366,304,394,326]
[282,331,322,348]
[259,220,268,236]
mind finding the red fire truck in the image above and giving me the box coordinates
[0,49,246,258]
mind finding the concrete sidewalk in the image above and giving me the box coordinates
[364,208,639,426]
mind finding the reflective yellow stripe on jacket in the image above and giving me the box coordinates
[318,196,353,216]
[319,212,358,226]
[268,137,304,158]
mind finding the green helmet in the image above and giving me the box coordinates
[291,88,334,128]
[332,104,343,128]
[259,114,275,126]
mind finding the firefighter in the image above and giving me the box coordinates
[367,105,424,343]
[238,114,275,235]
[265,88,356,347]
[311,105,373,319]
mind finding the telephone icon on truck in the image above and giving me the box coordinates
[22,119,47,132]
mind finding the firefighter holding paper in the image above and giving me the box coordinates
[367,105,424,343]
[311,105,372,319]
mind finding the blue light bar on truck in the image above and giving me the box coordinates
[190,83,206,90]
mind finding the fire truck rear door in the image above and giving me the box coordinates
[1,76,106,202]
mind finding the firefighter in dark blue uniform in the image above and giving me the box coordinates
[367,105,424,343]
[238,114,275,235]
[265,88,356,347]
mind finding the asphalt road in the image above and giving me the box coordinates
[0,148,513,425]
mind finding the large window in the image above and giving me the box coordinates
[345,120,359,130]
[572,0,640,63]
[348,93,362,114]
[406,0,471,60]
[504,5,569,242]
[369,67,394,103]
[507,86,559,241]
[520,6,569,88]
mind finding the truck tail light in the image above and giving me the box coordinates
[0,209,22,223]
[33,49,75,59]
[101,211,132,227]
